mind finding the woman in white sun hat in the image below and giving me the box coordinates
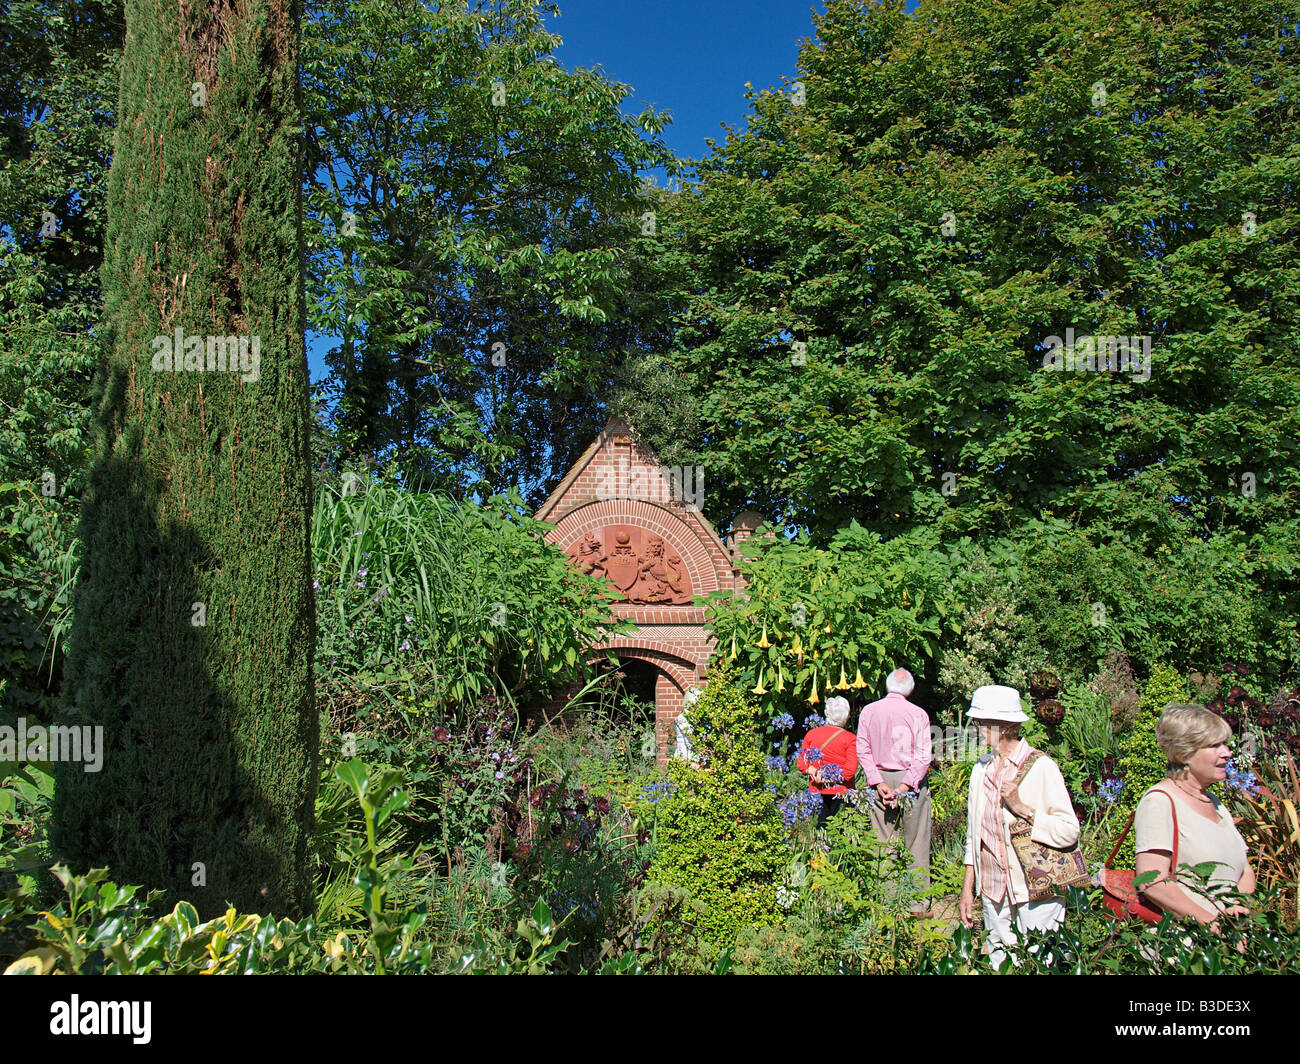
[959,684,1081,968]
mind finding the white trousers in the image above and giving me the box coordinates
[981,895,1065,969]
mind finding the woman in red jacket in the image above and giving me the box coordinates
[798,696,860,826]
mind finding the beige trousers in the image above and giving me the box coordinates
[866,768,931,901]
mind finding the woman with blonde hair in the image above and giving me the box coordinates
[1135,704,1255,928]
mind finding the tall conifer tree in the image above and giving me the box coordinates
[53,0,317,916]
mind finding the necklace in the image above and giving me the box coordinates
[1174,778,1213,804]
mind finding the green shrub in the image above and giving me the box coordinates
[1109,664,1188,866]
[733,914,836,975]
[313,479,628,714]
[647,665,785,948]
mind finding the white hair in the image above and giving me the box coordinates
[885,668,915,697]
[824,696,850,727]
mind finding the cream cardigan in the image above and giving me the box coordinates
[963,748,1081,904]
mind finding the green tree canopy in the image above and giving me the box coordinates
[649,0,1299,553]
[303,0,680,503]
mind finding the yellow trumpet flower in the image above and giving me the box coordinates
[808,672,820,704]
[790,634,804,656]
[752,669,768,695]
[775,665,786,693]
[836,665,849,690]
[729,633,738,662]
[851,666,867,689]
[757,624,771,649]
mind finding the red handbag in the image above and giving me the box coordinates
[1100,787,1178,923]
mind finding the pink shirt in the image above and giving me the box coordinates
[855,692,932,790]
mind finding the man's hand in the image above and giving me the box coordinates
[877,782,895,806]
[959,886,974,928]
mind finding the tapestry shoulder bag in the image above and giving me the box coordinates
[1099,787,1178,923]
[1006,750,1093,902]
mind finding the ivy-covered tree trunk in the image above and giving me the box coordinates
[53,0,318,917]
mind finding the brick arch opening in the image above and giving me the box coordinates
[586,642,704,764]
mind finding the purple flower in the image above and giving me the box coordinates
[1224,759,1259,796]
[804,713,825,729]
[803,745,825,766]
[777,790,822,828]
[820,763,844,786]
[399,640,411,651]
[771,713,795,732]
[766,755,788,773]
[1099,778,1125,804]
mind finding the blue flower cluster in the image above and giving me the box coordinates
[641,782,674,804]
[820,764,845,786]
[1099,777,1125,804]
[803,745,825,767]
[770,713,795,732]
[804,713,825,729]
[777,790,822,828]
[1224,758,1260,796]
[766,754,790,773]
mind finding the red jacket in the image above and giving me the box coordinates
[797,725,858,795]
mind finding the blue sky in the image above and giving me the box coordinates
[545,0,831,166]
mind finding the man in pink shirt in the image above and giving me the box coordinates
[857,667,933,910]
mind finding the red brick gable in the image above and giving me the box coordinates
[535,414,741,763]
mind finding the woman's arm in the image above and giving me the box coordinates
[1238,861,1256,896]
[959,863,976,927]
[1135,849,1217,923]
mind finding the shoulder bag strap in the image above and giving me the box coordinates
[1011,748,1043,787]
[1103,786,1179,870]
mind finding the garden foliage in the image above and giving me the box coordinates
[1109,664,1190,866]
[648,666,786,946]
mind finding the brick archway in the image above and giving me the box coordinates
[537,415,756,765]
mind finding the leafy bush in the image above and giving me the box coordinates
[0,762,54,898]
[732,914,838,975]
[1109,664,1189,866]
[312,477,630,713]
[648,665,785,947]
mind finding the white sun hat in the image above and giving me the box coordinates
[967,684,1029,723]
